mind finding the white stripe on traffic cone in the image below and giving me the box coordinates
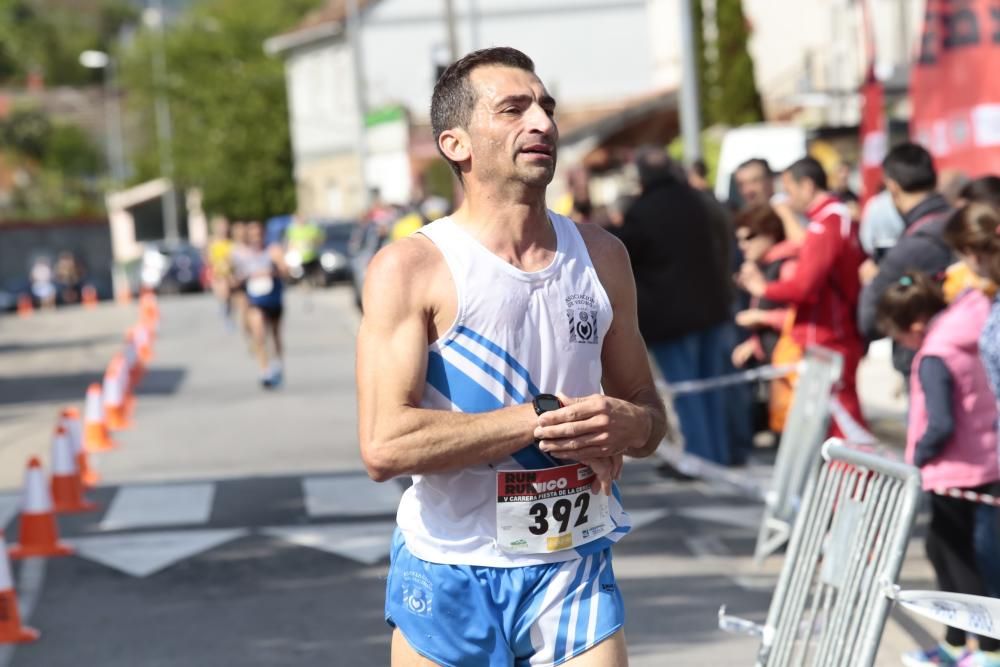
[60,407,99,487]
[83,384,115,453]
[9,457,74,559]
[50,427,96,514]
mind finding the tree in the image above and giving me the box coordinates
[0,0,137,86]
[709,0,763,126]
[121,0,320,221]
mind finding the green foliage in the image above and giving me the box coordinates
[1,108,50,159]
[120,0,320,221]
[0,107,103,219]
[708,0,763,126]
[0,0,137,86]
[668,129,723,186]
[44,123,101,175]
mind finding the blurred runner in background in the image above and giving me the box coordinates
[235,222,287,389]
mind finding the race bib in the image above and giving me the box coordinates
[496,463,611,554]
[246,276,274,297]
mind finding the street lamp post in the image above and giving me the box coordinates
[79,50,127,186]
[144,0,181,244]
[678,0,703,163]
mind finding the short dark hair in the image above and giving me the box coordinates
[785,157,828,191]
[736,158,772,176]
[876,271,946,337]
[430,47,536,179]
[882,142,937,193]
[690,158,708,178]
[959,175,1000,208]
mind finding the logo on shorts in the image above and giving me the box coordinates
[401,571,433,618]
[601,582,616,593]
[566,294,599,345]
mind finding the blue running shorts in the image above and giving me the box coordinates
[385,530,625,667]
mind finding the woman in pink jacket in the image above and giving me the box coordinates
[878,272,1000,667]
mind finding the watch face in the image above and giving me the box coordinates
[535,396,562,413]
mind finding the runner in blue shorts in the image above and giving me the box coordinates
[356,47,667,667]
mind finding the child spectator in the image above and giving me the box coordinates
[877,271,1000,667]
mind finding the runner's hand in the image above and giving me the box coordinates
[581,455,622,496]
[535,393,651,462]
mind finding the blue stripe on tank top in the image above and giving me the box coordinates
[426,351,503,413]
[553,555,593,660]
[427,351,558,469]
[450,326,542,397]
[444,340,527,403]
[448,327,562,467]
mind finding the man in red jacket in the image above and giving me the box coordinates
[738,157,867,436]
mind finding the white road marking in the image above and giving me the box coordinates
[68,528,248,577]
[262,521,396,565]
[99,483,215,531]
[302,476,401,518]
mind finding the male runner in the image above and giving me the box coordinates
[356,47,667,667]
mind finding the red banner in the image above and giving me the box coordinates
[859,0,885,204]
[910,0,1000,176]
[860,72,887,203]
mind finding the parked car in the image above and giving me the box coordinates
[317,221,355,285]
[349,222,390,311]
[140,241,206,295]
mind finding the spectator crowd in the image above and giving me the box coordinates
[601,142,1000,667]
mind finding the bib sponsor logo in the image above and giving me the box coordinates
[501,472,568,495]
[547,533,573,551]
[566,294,599,345]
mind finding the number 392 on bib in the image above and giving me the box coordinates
[495,463,611,554]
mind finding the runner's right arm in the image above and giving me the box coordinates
[356,238,542,482]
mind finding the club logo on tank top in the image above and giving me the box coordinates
[566,294,599,344]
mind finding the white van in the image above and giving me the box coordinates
[714,124,809,205]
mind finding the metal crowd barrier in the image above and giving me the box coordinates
[754,345,843,565]
[721,439,922,667]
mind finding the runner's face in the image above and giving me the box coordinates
[466,66,558,189]
[247,225,263,249]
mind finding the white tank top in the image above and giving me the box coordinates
[395,211,632,567]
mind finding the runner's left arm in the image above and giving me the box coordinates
[533,227,667,463]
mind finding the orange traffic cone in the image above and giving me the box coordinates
[125,328,144,390]
[50,427,97,514]
[139,289,159,332]
[16,295,32,318]
[9,458,74,560]
[134,322,153,364]
[0,531,39,644]
[81,285,98,309]
[120,352,137,423]
[60,407,98,488]
[103,356,130,431]
[83,384,116,453]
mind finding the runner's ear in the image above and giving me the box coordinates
[439,127,471,166]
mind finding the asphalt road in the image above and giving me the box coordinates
[0,288,937,666]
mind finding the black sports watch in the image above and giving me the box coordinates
[532,393,562,415]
